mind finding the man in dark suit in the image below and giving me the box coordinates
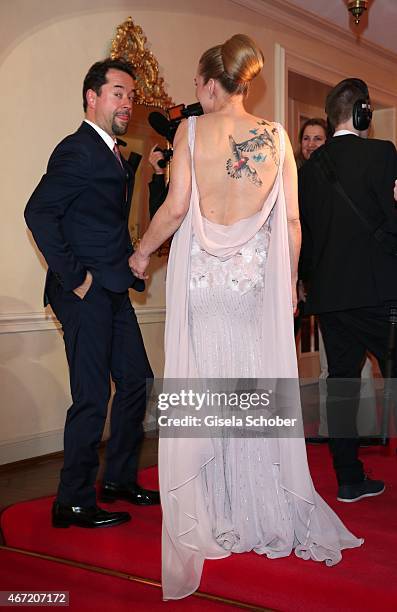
[25,58,159,529]
[299,78,397,502]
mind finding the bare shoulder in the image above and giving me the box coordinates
[195,113,218,130]
[174,117,189,142]
[194,113,223,144]
[197,113,218,123]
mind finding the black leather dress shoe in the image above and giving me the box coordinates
[100,482,160,506]
[52,502,131,528]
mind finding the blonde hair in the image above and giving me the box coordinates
[199,34,264,96]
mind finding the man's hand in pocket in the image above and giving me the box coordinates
[73,271,93,300]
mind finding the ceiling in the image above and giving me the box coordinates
[287,0,397,55]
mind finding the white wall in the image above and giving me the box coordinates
[0,0,268,463]
[1,0,396,463]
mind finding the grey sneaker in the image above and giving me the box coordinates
[337,477,385,503]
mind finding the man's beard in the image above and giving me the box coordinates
[112,117,129,135]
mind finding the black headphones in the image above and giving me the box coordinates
[352,98,372,131]
[326,78,373,131]
[349,78,372,130]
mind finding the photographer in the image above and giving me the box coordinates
[148,144,168,219]
[147,103,202,219]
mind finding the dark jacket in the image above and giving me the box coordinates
[148,173,168,219]
[299,134,397,314]
[25,122,144,297]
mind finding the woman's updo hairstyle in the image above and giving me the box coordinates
[199,34,264,96]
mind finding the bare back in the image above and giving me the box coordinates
[193,112,280,225]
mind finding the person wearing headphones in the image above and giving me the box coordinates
[299,78,397,503]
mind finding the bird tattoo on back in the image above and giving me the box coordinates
[226,122,279,188]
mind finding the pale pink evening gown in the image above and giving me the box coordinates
[159,117,363,600]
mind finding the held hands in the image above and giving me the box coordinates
[149,145,165,175]
[73,271,93,300]
[129,246,150,280]
[394,179,397,202]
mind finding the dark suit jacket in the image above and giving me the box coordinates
[299,135,397,314]
[25,121,144,297]
[148,173,168,220]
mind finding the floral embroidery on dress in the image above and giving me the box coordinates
[190,219,271,295]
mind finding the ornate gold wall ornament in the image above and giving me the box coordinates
[110,17,173,109]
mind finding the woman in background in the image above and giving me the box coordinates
[295,117,327,169]
[294,118,327,334]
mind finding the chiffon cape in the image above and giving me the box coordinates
[159,117,363,600]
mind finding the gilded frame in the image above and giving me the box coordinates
[110,17,173,110]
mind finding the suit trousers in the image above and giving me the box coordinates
[47,274,153,506]
[319,305,396,485]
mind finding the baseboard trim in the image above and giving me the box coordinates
[0,429,65,466]
[0,307,165,334]
[0,426,158,467]
[0,449,65,473]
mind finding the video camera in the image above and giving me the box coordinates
[148,102,203,168]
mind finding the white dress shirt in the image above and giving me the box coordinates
[333,129,359,138]
[84,119,116,151]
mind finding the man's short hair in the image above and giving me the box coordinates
[82,58,136,112]
[325,78,369,130]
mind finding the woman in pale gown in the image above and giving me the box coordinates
[130,34,363,601]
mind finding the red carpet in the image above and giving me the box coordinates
[0,548,239,611]
[1,446,396,611]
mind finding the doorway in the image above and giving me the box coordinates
[286,68,395,378]
[287,70,396,151]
